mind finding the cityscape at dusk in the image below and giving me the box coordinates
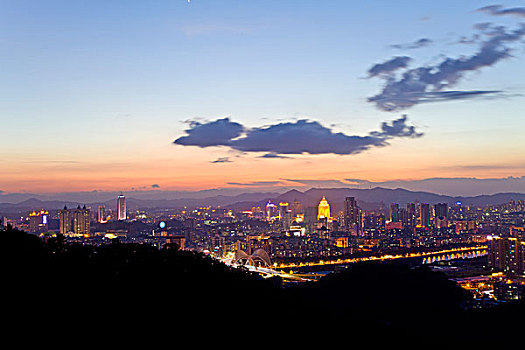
[2,0,525,341]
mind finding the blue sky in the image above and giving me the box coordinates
[1,0,525,194]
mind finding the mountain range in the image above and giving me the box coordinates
[1,187,525,215]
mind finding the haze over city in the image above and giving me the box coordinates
[2,1,525,197]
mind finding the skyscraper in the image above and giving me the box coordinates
[434,203,448,218]
[279,202,289,221]
[420,203,430,227]
[344,197,360,233]
[488,236,525,276]
[390,203,400,222]
[406,203,416,227]
[59,206,72,234]
[29,209,48,233]
[97,205,106,223]
[117,194,126,221]
[266,202,277,221]
[73,205,90,236]
[317,196,330,220]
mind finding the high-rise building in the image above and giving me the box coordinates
[279,202,289,221]
[59,206,72,234]
[434,203,448,218]
[73,205,90,236]
[406,203,416,227]
[98,205,106,223]
[344,197,360,233]
[390,203,400,222]
[29,209,48,233]
[266,202,278,221]
[488,236,525,276]
[117,194,126,221]
[317,196,330,220]
[420,203,430,227]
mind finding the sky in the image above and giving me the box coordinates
[1,0,525,196]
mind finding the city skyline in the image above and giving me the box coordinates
[2,1,525,195]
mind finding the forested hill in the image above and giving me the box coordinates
[1,227,523,343]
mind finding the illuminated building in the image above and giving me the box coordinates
[29,209,48,233]
[317,196,330,220]
[266,202,278,221]
[59,206,72,234]
[454,220,476,234]
[344,197,360,234]
[434,203,448,218]
[335,237,348,248]
[386,221,403,230]
[419,203,430,227]
[246,234,272,257]
[166,235,186,250]
[73,205,90,236]
[434,216,448,229]
[98,205,106,223]
[406,203,416,227]
[117,194,126,221]
[390,203,399,222]
[279,202,289,220]
[488,236,525,276]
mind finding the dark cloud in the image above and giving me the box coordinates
[367,56,412,77]
[229,120,387,155]
[151,184,160,188]
[258,153,291,159]
[174,116,422,156]
[174,118,244,147]
[368,23,525,111]
[227,181,282,186]
[477,5,525,18]
[210,157,232,163]
[370,114,424,138]
[283,179,352,187]
[390,38,433,50]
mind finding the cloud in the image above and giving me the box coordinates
[210,157,232,163]
[370,115,424,138]
[283,179,353,187]
[174,118,244,147]
[390,38,433,50]
[174,116,422,156]
[229,120,387,155]
[367,56,412,77]
[477,5,525,18]
[258,153,292,159]
[368,23,525,111]
[227,181,283,186]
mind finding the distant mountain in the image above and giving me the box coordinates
[0,191,280,213]
[1,187,525,214]
[229,187,525,212]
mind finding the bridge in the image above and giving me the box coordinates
[220,249,319,282]
[218,245,488,282]
[272,245,488,271]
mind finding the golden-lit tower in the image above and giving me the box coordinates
[317,196,330,220]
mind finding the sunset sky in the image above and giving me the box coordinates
[2,1,525,195]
